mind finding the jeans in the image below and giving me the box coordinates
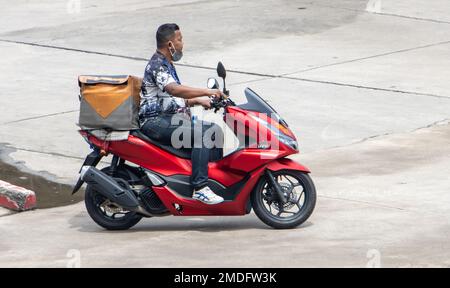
[140,113,223,190]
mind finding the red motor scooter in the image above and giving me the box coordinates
[72,62,316,230]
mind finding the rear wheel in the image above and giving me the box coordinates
[84,167,142,230]
[251,170,316,229]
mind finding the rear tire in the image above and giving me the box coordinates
[251,170,316,229]
[84,167,142,230]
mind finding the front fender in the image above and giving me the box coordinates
[265,157,311,173]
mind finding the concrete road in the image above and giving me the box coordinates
[0,0,449,267]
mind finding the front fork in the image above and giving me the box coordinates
[264,169,287,204]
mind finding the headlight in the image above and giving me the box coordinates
[250,115,298,150]
[279,134,298,150]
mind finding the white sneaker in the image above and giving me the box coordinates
[192,186,224,205]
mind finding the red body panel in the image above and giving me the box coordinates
[89,135,192,176]
[153,157,310,216]
[83,105,310,216]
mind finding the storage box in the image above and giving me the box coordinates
[78,75,142,130]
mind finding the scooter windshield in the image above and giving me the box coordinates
[239,88,288,126]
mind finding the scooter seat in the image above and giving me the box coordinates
[130,130,192,159]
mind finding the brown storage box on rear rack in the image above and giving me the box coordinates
[78,75,142,131]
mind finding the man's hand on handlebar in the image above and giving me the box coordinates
[207,89,226,99]
[191,89,230,111]
[195,97,212,109]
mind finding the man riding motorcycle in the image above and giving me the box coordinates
[139,23,225,204]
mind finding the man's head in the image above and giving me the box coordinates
[156,23,183,62]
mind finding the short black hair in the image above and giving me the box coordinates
[156,23,180,48]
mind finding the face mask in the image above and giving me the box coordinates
[169,42,183,62]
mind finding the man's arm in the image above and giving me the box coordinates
[185,97,211,108]
[165,83,221,99]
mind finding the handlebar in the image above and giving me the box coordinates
[209,95,235,112]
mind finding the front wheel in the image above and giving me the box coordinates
[251,170,316,229]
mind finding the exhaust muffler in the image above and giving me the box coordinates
[80,166,140,210]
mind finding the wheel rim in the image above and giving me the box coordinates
[259,173,308,221]
[92,191,131,220]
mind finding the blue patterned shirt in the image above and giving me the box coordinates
[139,51,188,124]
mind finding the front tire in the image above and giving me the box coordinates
[251,170,316,229]
[84,167,142,230]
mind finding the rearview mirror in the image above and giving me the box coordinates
[217,62,226,79]
[207,78,219,89]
